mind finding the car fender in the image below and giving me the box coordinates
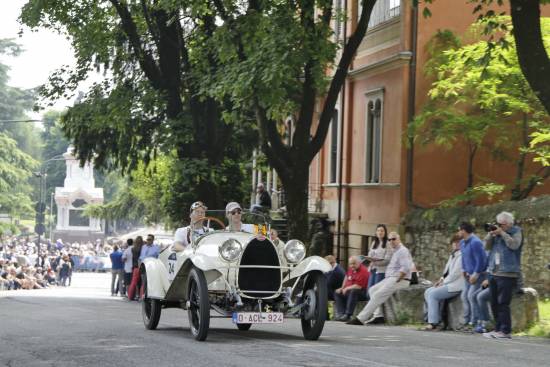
[142,257,170,299]
[288,256,332,280]
[188,252,223,273]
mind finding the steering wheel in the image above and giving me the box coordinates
[192,216,226,231]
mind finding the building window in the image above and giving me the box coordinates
[365,94,383,183]
[358,0,401,28]
[330,108,339,184]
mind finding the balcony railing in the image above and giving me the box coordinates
[365,0,401,28]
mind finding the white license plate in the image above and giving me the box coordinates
[232,312,284,324]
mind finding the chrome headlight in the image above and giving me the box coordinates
[219,239,242,262]
[284,239,306,263]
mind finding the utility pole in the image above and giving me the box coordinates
[49,192,54,243]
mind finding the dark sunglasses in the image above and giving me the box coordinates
[388,238,397,241]
[231,209,242,215]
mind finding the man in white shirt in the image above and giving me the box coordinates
[121,238,134,296]
[173,201,208,251]
[347,232,413,325]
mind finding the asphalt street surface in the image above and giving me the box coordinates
[1,273,549,367]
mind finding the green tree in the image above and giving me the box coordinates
[0,39,39,218]
[197,0,379,240]
[21,0,255,226]
[418,0,550,115]
[412,19,550,203]
[0,133,38,217]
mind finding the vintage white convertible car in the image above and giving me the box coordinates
[140,214,331,341]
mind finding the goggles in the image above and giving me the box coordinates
[190,201,207,212]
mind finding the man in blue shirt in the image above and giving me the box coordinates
[458,222,487,330]
[139,234,159,262]
[110,244,125,296]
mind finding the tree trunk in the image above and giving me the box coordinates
[467,144,478,190]
[510,0,550,115]
[511,113,529,200]
[281,171,310,243]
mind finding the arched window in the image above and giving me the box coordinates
[365,92,383,183]
[329,108,339,183]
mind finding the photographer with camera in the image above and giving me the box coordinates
[482,211,523,339]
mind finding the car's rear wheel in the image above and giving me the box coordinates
[236,323,252,331]
[141,269,161,330]
[187,267,210,341]
[300,271,327,340]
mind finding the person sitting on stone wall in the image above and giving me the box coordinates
[422,234,464,331]
[324,255,346,302]
[346,232,413,326]
[333,255,370,322]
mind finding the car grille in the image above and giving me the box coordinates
[238,238,281,298]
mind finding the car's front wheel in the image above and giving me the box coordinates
[187,267,210,341]
[300,271,327,340]
[141,269,161,330]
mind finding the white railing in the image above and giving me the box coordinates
[358,0,401,28]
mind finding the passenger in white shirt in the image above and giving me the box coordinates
[173,201,209,251]
[225,202,255,233]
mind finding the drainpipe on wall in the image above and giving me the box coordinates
[336,0,348,263]
[406,3,419,207]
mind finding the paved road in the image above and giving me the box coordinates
[1,273,549,367]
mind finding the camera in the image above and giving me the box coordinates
[484,223,498,232]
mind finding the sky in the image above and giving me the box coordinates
[0,0,85,115]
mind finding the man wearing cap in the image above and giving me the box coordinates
[226,202,255,233]
[173,201,209,251]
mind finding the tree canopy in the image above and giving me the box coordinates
[21,0,256,227]
[0,39,39,219]
[21,0,380,240]
[418,0,550,115]
[411,18,550,205]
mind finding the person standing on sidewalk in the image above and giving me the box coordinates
[127,236,144,301]
[121,238,134,296]
[483,211,523,339]
[139,234,159,262]
[457,221,487,331]
[346,232,413,326]
[110,244,124,296]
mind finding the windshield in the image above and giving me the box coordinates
[202,210,270,236]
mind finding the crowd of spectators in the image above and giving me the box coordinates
[0,235,118,291]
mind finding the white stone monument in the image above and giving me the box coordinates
[54,147,104,241]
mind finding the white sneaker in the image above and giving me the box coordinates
[493,331,512,339]
[482,331,498,338]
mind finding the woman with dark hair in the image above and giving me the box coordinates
[127,236,144,301]
[367,224,392,290]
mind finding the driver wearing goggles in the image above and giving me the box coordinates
[173,201,209,251]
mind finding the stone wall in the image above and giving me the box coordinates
[402,196,550,297]
[350,284,539,332]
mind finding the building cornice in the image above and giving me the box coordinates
[322,183,400,189]
[349,51,412,79]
